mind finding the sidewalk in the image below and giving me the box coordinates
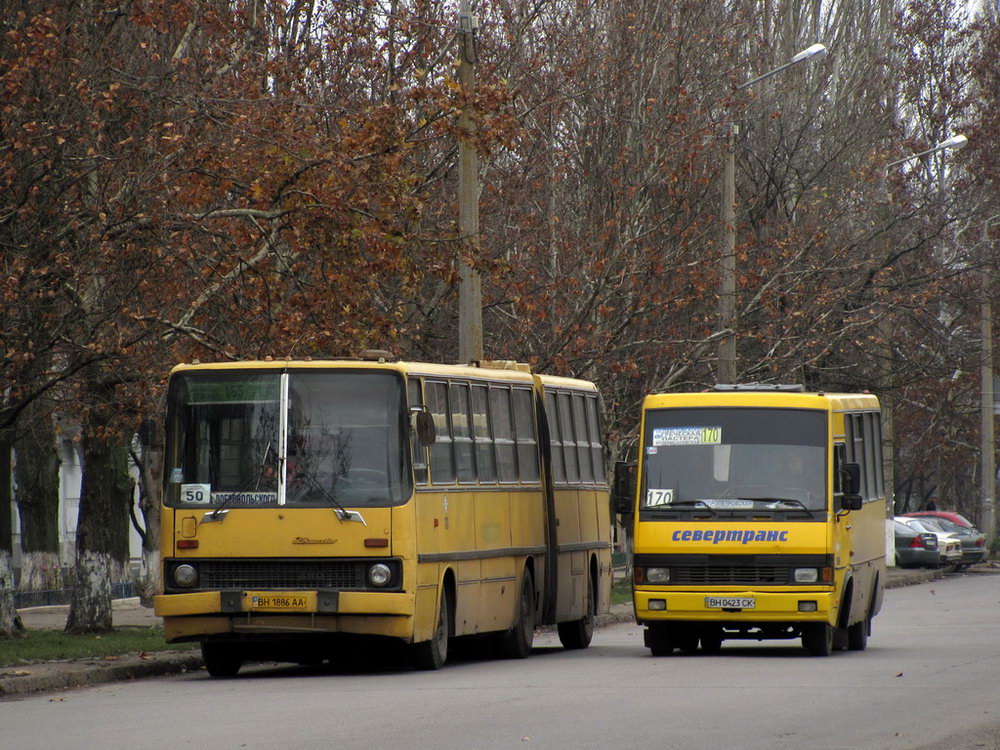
[2,563,995,697]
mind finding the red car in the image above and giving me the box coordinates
[903,511,975,529]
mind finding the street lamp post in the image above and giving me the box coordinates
[880,133,968,564]
[717,44,827,385]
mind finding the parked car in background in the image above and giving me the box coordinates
[895,517,963,572]
[893,519,940,569]
[903,510,975,529]
[906,515,988,567]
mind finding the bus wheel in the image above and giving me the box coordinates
[645,624,674,656]
[802,623,833,656]
[201,641,242,678]
[412,590,450,670]
[498,569,535,659]
[557,577,595,650]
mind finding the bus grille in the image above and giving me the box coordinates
[672,566,790,585]
[199,560,367,590]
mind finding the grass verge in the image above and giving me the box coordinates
[612,576,632,606]
[0,627,196,667]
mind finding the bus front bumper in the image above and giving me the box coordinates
[154,590,414,642]
[634,588,837,625]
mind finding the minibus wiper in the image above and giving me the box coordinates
[664,499,718,516]
[753,497,819,516]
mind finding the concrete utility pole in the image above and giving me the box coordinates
[457,1,483,364]
[980,221,996,546]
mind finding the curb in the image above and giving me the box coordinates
[0,651,203,697]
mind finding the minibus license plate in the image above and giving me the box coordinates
[705,596,755,609]
[248,593,309,611]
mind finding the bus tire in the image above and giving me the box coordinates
[498,569,535,659]
[201,641,242,678]
[412,589,450,670]
[802,623,834,656]
[557,576,595,650]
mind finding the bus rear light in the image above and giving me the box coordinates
[177,540,199,549]
[364,538,389,548]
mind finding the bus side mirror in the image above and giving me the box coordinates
[412,408,436,446]
[612,461,637,515]
[840,462,862,511]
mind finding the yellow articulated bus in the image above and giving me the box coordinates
[153,354,612,675]
[615,384,886,657]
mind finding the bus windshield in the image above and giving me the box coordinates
[164,369,409,508]
[642,407,827,513]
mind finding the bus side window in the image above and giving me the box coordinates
[408,378,428,485]
[472,385,497,483]
[585,395,605,484]
[513,388,539,482]
[573,393,594,484]
[451,382,476,483]
[427,381,455,485]
[558,392,580,484]
[490,386,518,482]
[547,390,566,484]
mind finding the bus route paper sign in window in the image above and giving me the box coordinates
[652,427,722,447]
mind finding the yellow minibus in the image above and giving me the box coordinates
[615,384,886,656]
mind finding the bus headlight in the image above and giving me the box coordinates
[645,567,670,584]
[794,568,819,583]
[173,564,198,588]
[368,563,393,587]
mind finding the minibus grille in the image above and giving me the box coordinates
[199,560,367,590]
[673,565,790,585]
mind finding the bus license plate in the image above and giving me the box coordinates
[705,596,755,610]
[247,593,310,611]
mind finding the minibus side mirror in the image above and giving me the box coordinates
[612,461,637,516]
[840,462,863,511]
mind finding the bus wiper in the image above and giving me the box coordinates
[302,473,367,525]
[205,442,273,523]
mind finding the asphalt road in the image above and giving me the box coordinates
[2,566,999,750]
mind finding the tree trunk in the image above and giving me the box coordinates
[0,428,26,638]
[135,420,163,602]
[14,401,63,592]
[66,389,131,634]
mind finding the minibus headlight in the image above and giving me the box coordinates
[173,564,198,588]
[368,563,393,587]
[794,568,819,583]
[645,567,670,584]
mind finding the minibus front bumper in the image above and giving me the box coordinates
[634,587,837,625]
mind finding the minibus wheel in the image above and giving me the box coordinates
[802,622,833,656]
